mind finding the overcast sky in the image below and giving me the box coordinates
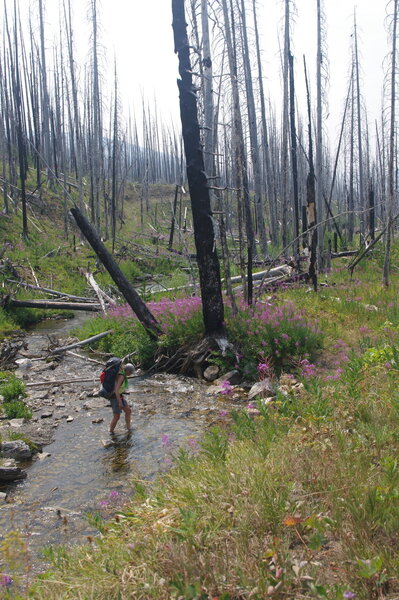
[97,0,389,144]
[3,1,391,145]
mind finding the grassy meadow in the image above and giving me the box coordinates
[1,183,399,599]
[1,250,398,599]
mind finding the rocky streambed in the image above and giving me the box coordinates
[0,316,250,572]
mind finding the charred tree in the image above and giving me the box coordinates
[288,51,300,265]
[304,57,317,291]
[172,0,225,336]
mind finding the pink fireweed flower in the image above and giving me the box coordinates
[326,368,343,381]
[109,490,120,500]
[359,326,371,334]
[298,358,317,378]
[187,437,199,449]
[257,360,272,378]
[161,434,172,446]
[220,380,234,396]
[0,575,13,587]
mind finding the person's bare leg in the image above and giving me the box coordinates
[109,413,120,433]
[123,405,132,430]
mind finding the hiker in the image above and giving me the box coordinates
[109,362,135,434]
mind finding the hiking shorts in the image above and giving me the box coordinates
[110,395,128,415]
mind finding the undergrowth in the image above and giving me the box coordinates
[25,344,399,599]
[10,257,398,600]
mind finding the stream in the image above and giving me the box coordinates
[0,314,237,573]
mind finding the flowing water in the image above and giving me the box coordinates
[0,314,230,572]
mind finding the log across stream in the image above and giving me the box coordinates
[0,314,242,574]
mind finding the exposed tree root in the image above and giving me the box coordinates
[149,335,234,378]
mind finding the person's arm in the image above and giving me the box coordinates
[114,373,124,407]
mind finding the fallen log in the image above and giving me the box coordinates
[229,265,292,284]
[26,374,139,388]
[70,205,162,338]
[82,270,116,311]
[6,280,96,302]
[26,377,98,387]
[7,299,101,311]
[49,329,113,354]
[331,250,358,258]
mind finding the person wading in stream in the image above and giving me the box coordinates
[109,363,134,434]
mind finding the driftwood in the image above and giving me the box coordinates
[0,336,27,368]
[65,351,104,365]
[26,375,138,388]
[26,377,98,387]
[6,280,95,302]
[6,299,101,311]
[49,330,113,355]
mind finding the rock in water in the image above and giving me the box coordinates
[248,379,275,400]
[1,440,32,460]
[0,466,27,481]
[203,365,220,381]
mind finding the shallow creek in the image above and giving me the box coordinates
[0,315,237,570]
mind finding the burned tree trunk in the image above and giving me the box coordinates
[172,0,225,336]
[304,57,318,291]
[70,205,162,338]
[289,51,300,265]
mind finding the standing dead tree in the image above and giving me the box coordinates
[172,0,225,337]
[383,0,399,286]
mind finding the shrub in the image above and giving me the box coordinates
[0,308,19,335]
[225,299,323,378]
[77,297,323,378]
[2,400,32,420]
[0,373,26,403]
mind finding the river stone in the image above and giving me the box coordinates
[8,418,25,428]
[203,365,220,381]
[66,416,74,422]
[55,402,66,408]
[212,370,241,386]
[0,492,7,501]
[15,358,33,370]
[37,452,51,460]
[102,439,114,448]
[83,398,107,410]
[0,466,27,481]
[41,411,53,419]
[29,391,49,401]
[1,440,32,460]
[248,379,275,400]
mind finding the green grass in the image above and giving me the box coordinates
[16,257,399,599]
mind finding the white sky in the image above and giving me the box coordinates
[94,0,389,146]
[3,1,391,146]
